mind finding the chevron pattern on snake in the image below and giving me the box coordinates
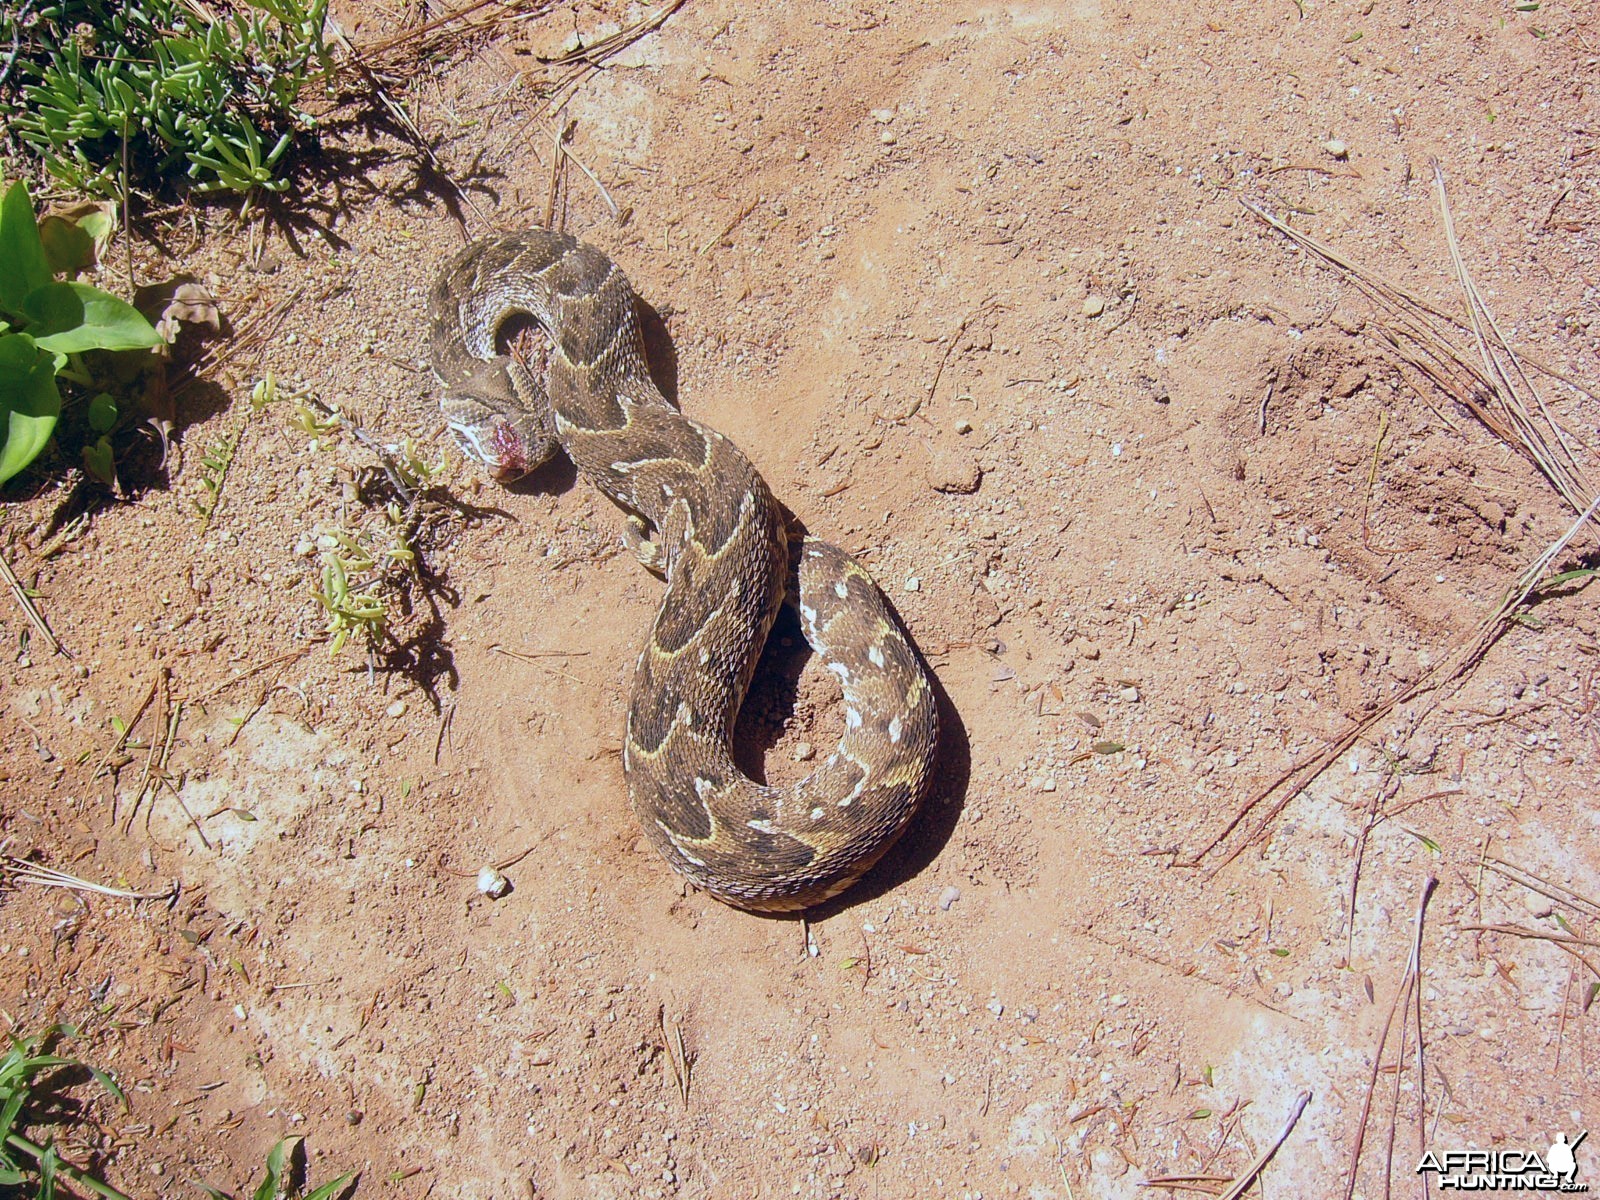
[429,229,938,911]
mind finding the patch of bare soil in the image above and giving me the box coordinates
[3,1,1598,1197]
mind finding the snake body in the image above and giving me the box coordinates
[429,230,938,911]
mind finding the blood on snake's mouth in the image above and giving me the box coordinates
[486,419,531,480]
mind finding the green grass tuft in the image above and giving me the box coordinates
[1,0,332,197]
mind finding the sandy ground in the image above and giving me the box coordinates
[3,1,1599,1197]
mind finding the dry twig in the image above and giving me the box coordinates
[0,542,70,658]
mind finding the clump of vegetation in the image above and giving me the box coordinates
[311,521,416,655]
[264,378,453,660]
[0,177,163,488]
[0,0,333,197]
[0,1023,129,1200]
[198,1135,354,1200]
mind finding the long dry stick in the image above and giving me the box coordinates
[1432,161,1592,517]
[1460,923,1600,955]
[183,646,310,707]
[537,0,686,116]
[1345,775,1398,965]
[1343,875,1437,1200]
[658,1006,691,1108]
[1215,1090,1312,1200]
[1243,189,1596,521]
[324,15,486,230]
[351,0,553,63]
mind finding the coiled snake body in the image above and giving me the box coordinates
[429,230,938,911]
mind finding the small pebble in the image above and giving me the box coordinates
[477,867,511,898]
[986,999,1004,1017]
[879,130,897,146]
[1119,686,1140,703]
[1323,138,1348,159]
[870,108,895,123]
[904,576,921,592]
[1109,993,1129,1008]
[954,418,973,435]
[1083,295,1106,317]
[793,742,815,762]
[938,885,961,911]
[386,699,407,718]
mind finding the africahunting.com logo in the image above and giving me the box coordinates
[1418,1131,1588,1192]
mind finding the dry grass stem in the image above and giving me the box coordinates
[1139,1173,1234,1195]
[1191,422,1600,867]
[2,856,177,901]
[1483,857,1600,920]
[557,134,624,222]
[1460,923,1600,955]
[698,198,760,256]
[1431,161,1593,521]
[1343,875,1437,1200]
[1211,1090,1312,1200]
[1243,181,1597,531]
[659,1006,691,1108]
[0,541,71,658]
[352,0,556,64]
[183,647,311,707]
[490,643,587,683]
[543,117,573,231]
[325,15,487,229]
[538,0,685,114]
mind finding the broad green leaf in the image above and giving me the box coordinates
[68,202,117,254]
[0,1086,26,1136]
[0,181,52,318]
[1542,568,1596,589]
[23,281,163,353]
[0,333,62,485]
[85,1062,127,1108]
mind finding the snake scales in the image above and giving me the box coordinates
[429,230,938,911]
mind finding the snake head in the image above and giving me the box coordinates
[441,391,556,483]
